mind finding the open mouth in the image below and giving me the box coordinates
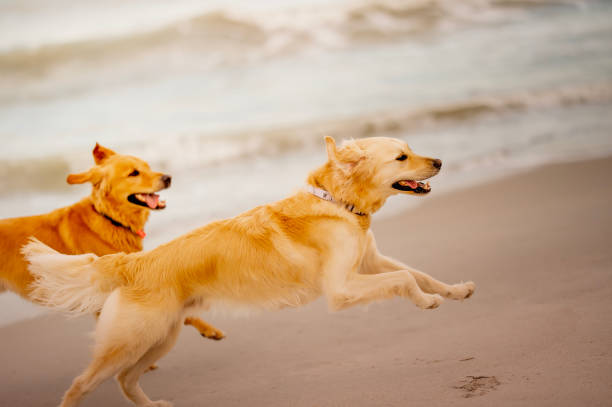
[392,180,431,194]
[128,193,166,210]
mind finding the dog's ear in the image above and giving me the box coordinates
[325,136,366,173]
[327,137,366,175]
[338,142,365,165]
[66,167,101,185]
[324,136,338,163]
[92,143,116,165]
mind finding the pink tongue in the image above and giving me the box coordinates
[144,194,159,209]
[406,180,418,189]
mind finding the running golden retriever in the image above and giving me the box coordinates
[1,143,223,341]
[24,136,475,407]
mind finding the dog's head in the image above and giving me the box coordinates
[310,136,441,214]
[67,144,171,228]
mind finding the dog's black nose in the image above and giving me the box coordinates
[432,159,442,169]
[161,174,172,188]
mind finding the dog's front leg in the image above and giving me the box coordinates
[360,231,475,300]
[327,270,444,311]
[322,249,443,311]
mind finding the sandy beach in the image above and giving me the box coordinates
[1,156,611,407]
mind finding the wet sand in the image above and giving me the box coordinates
[1,157,611,407]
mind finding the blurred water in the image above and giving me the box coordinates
[1,1,610,167]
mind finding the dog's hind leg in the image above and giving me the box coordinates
[59,291,179,407]
[60,344,139,407]
[184,316,225,340]
[92,309,161,374]
[117,320,183,407]
[359,231,475,300]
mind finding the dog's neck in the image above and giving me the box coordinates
[90,197,149,238]
[306,185,367,216]
[307,164,387,216]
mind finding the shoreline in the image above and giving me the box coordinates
[1,156,611,406]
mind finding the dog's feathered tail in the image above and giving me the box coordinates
[22,238,130,316]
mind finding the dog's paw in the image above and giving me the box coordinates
[144,364,159,373]
[329,292,353,311]
[148,400,173,407]
[444,281,476,300]
[448,281,475,300]
[201,327,225,341]
[463,281,476,299]
[418,294,444,309]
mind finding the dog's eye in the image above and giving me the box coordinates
[128,170,140,177]
[396,154,408,161]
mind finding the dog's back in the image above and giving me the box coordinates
[0,198,141,298]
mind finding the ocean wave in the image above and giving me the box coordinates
[2,82,608,195]
[0,0,579,79]
[129,82,612,170]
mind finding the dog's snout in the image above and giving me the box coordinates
[161,174,172,188]
[431,159,442,170]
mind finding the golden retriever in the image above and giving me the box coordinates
[23,136,475,407]
[1,143,224,341]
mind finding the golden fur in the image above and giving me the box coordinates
[1,144,223,341]
[24,136,475,407]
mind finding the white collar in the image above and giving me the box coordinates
[306,185,367,216]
